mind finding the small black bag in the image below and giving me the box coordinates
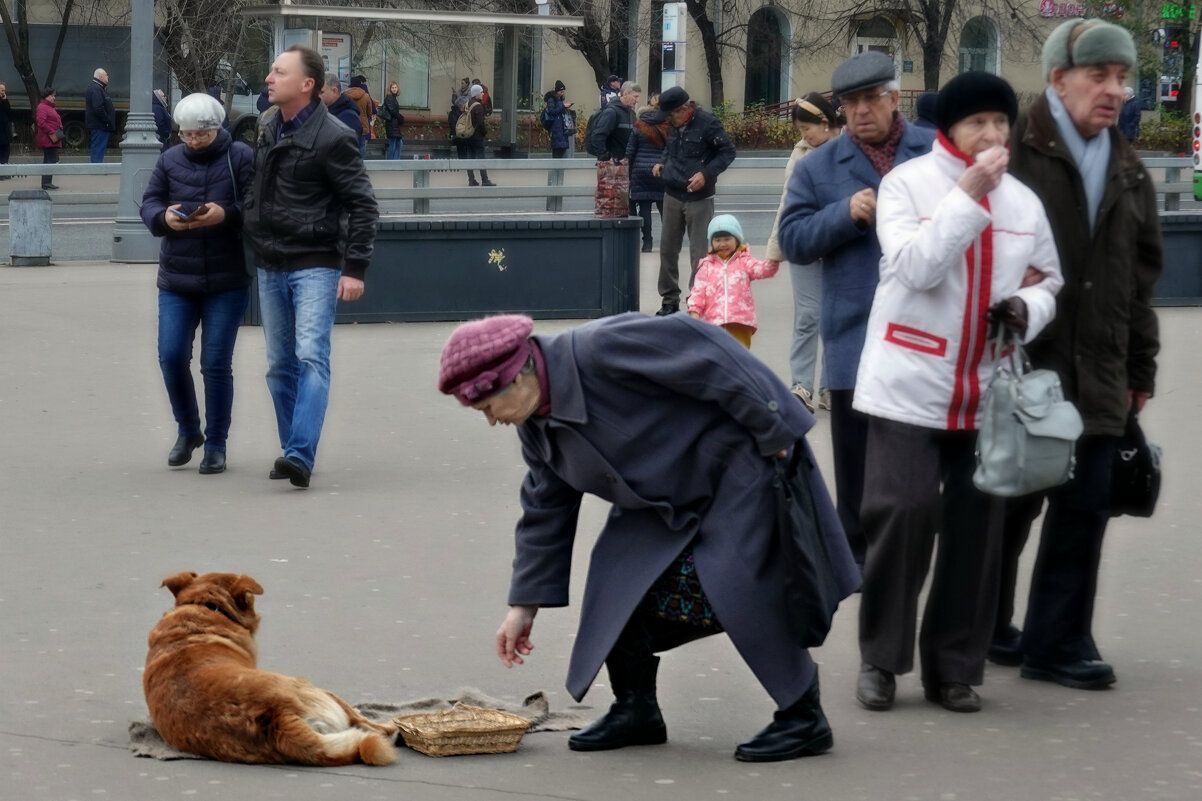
[1110,412,1161,518]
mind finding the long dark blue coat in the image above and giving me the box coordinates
[140,128,253,295]
[543,93,570,151]
[777,121,933,389]
[509,314,858,709]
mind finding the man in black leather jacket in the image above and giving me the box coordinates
[650,87,736,316]
[243,44,378,489]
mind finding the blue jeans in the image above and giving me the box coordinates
[386,137,403,159]
[788,261,824,393]
[158,287,250,451]
[360,136,368,158]
[257,267,341,470]
[89,129,110,163]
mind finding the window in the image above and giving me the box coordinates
[959,17,1000,75]
[853,16,899,60]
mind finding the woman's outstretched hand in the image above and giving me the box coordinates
[496,604,538,667]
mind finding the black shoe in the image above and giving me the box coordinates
[198,450,226,475]
[988,624,1024,667]
[655,302,679,317]
[42,183,59,190]
[924,682,981,713]
[568,691,666,751]
[735,674,832,762]
[167,434,205,467]
[268,468,287,480]
[1021,658,1116,690]
[855,664,895,711]
[641,241,653,253]
[481,179,497,187]
[468,179,480,187]
[272,456,311,488]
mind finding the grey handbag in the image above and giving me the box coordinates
[972,332,1084,497]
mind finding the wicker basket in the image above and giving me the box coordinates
[395,703,532,757]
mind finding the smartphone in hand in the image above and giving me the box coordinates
[170,203,206,222]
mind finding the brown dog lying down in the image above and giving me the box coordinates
[143,571,399,766]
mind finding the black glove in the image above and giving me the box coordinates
[985,296,1028,340]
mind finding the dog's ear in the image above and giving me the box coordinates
[231,576,264,611]
[161,571,199,597]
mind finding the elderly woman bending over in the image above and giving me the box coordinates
[438,312,858,762]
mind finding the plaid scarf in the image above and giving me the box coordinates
[849,113,907,176]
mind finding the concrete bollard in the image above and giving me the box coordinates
[8,189,53,266]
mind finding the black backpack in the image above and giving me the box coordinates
[585,106,609,158]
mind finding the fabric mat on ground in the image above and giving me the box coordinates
[128,688,594,760]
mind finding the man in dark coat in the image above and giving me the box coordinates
[320,73,364,139]
[588,80,639,161]
[650,87,736,316]
[84,67,116,163]
[991,19,1162,691]
[0,82,11,173]
[152,89,172,151]
[439,313,859,763]
[777,57,933,682]
[543,80,573,158]
[1118,85,1140,142]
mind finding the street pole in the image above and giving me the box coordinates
[111,0,161,262]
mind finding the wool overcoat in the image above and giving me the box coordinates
[777,122,934,390]
[508,313,859,709]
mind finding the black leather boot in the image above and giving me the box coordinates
[198,450,226,475]
[569,654,667,751]
[167,434,205,467]
[734,671,833,762]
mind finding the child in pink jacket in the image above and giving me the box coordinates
[688,214,780,348]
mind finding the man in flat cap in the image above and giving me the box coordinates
[650,86,736,316]
[990,19,1161,691]
[777,56,932,706]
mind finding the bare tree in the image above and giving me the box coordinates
[0,0,78,114]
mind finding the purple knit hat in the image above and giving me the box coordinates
[438,315,534,406]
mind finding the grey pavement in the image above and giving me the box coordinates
[1,251,1200,801]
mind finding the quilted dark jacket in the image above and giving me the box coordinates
[660,104,735,202]
[140,128,253,295]
[624,111,667,201]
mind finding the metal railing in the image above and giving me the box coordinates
[0,155,1195,213]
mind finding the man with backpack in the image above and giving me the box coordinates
[588,81,639,162]
[454,83,494,186]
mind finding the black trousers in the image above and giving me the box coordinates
[996,435,1117,664]
[41,147,58,188]
[859,417,1002,685]
[828,389,868,566]
[630,199,662,245]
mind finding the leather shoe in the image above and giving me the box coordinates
[856,664,895,711]
[268,468,287,480]
[167,434,205,466]
[988,624,1024,667]
[272,456,311,488]
[1021,658,1116,690]
[924,682,981,713]
[568,691,666,751]
[655,301,679,317]
[641,241,653,253]
[735,675,832,762]
[198,450,226,475]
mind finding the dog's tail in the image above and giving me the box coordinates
[274,714,398,766]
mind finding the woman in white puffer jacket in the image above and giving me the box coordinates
[851,72,1063,717]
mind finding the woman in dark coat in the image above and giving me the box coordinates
[543,80,572,158]
[140,92,253,475]
[438,312,859,763]
[624,96,668,252]
[382,81,404,159]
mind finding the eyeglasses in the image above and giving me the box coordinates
[838,89,893,112]
[179,130,217,142]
